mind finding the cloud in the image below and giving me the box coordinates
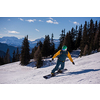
[53,22,59,24]
[8,19,10,21]
[39,20,43,22]
[8,30,19,34]
[53,19,59,24]
[49,17,53,20]
[69,20,79,25]
[46,17,59,24]
[26,19,36,22]
[18,18,24,21]
[46,20,54,24]
[35,29,39,32]
[73,21,79,25]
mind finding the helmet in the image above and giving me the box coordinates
[62,45,67,51]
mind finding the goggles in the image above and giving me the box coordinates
[62,48,67,51]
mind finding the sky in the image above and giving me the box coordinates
[0,17,100,41]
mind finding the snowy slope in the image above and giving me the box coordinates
[0,50,100,84]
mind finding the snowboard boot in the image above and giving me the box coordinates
[57,69,63,73]
[51,73,55,76]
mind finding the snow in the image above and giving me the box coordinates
[0,50,100,84]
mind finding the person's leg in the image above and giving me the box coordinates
[51,60,61,73]
[59,62,65,70]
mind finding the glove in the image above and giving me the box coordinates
[72,62,75,65]
[50,58,54,62]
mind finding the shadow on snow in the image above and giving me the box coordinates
[67,69,100,75]
[56,69,100,77]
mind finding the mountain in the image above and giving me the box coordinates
[0,50,100,84]
[0,36,60,59]
[0,36,23,47]
[29,37,45,48]
[0,50,6,58]
[0,36,60,49]
[0,43,17,58]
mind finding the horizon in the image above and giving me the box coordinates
[0,17,100,41]
[0,35,60,42]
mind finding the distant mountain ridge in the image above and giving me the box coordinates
[0,36,60,49]
[0,50,6,58]
[0,37,24,47]
[0,43,17,58]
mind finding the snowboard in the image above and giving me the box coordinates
[43,69,67,79]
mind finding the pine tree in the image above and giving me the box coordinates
[21,35,30,65]
[94,20,98,33]
[88,19,94,42]
[51,33,54,44]
[98,21,100,51]
[36,52,43,68]
[37,41,43,51]
[70,27,75,50]
[83,44,88,55]
[94,30,99,50]
[63,29,65,34]
[75,24,82,49]
[75,25,78,41]
[87,22,90,35]
[12,50,16,62]
[34,46,43,68]
[88,19,95,54]
[15,48,19,61]
[42,35,51,57]
[34,46,40,60]
[4,49,11,64]
[58,30,65,50]
[50,33,55,55]
[61,29,64,34]
[63,31,73,52]
[80,21,88,56]
[0,56,4,65]
[31,46,38,59]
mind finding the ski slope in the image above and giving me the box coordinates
[0,50,100,84]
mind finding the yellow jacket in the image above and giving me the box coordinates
[52,50,73,63]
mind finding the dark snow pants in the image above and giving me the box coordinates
[51,59,65,73]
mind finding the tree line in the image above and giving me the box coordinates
[21,34,55,67]
[0,48,20,65]
[1,19,100,67]
[58,19,100,56]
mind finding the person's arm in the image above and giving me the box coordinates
[52,50,61,59]
[67,51,75,65]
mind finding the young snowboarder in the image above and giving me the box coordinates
[51,45,75,76]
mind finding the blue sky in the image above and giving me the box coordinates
[0,17,100,41]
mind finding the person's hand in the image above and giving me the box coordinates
[72,62,75,65]
[50,58,54,62]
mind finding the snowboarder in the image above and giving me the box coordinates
[51,45,75,76]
